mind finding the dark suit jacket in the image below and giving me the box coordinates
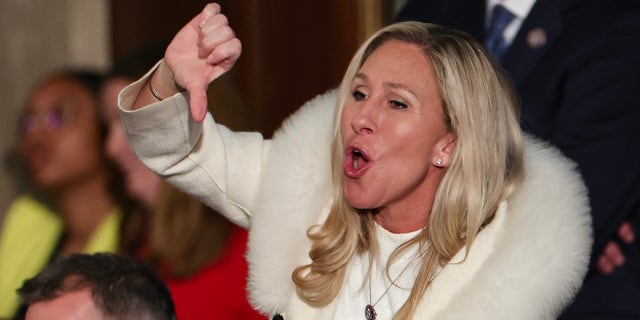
[398,0,640,318]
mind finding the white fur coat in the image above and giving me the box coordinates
[120,72,592,319]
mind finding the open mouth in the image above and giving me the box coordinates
[351,148,368,169]
[344,147,372,178]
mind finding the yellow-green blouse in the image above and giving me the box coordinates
[0,194,121,317]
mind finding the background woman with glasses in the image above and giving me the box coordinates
[0,70,143,319]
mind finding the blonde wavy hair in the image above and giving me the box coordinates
[292,21,524,319]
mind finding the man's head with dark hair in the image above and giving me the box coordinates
[17,253,175,320]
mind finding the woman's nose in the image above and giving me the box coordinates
[350,99,379,135]
[21,123,49,143]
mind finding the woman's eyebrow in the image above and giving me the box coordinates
[385,81,416,97]
[354,73,369,83]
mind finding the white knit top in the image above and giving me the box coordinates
[334,223,424,319]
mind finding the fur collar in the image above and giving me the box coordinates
[245,91,592,318]
[246,90,336,313]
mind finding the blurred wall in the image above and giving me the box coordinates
[0,0,110,225]
[109,0,369,136]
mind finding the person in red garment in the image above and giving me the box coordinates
[101,74,265,319]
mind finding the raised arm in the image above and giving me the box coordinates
[119,3,264,228]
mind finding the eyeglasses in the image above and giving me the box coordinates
[20,103,77,134]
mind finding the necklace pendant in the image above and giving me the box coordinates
[365,304,377,320]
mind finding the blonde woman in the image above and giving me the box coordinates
[119,3,592,319]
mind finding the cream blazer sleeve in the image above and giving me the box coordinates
[118,63,266,229]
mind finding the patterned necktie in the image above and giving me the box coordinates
[484,4,516,59]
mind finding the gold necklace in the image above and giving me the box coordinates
[365,251,422,320]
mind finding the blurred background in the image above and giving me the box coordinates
[0,0,409,226]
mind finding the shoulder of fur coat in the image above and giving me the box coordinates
[245,90,592,319]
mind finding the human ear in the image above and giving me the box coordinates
[433,133,456,168]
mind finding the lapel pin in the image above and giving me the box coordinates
[526,27,547,49]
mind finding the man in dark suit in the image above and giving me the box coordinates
[397,0,640,318]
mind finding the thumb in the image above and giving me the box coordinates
[186,83,209,123]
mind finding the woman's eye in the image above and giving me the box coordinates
[390,100,408,109]
[352,90,367,101]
